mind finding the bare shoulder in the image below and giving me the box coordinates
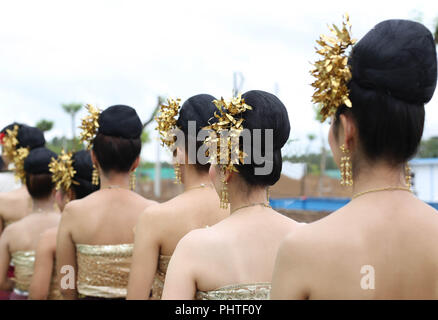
[423,202,438,220]
[137,195,188,229]
[280,208,346,254]
[37,227,58,253]
[136,202,166,230]
[0,190,18,214]
[271,209,303,228]
[62,191,101,217]
[130,191,158,208]
[174,227,219,258]
[1,218,29,245]
[60,198,89,225]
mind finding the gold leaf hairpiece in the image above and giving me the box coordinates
[155,98,181,149]
[49,150,78,191]
[1,125,30,183]
[311,13,356,122]
[2,125,19,161]
[203,94,252,173]
[13,147,29,184]
[79,104,101,150]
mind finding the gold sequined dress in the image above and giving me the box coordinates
[76,244,133,299]
[11,250,35,296]
[150,255,171,299]
[196,282,271,300]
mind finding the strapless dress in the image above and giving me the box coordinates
[10,250,35,299]
[76,243,133,299]
[150,255,171,300]
[196,282,271,300]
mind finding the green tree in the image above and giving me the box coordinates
[142,96,165,129]
[47,136,83,154]
[62,103,82,140]
[36,119,54,133]
[418,137,438,158]
[141,131,150,144]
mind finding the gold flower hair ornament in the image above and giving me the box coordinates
[13,147,29,184]
[155,98,181,149]
[203,94,252,173]
[79,104,101,150]
[2,125,19,161]
[49,150,78,191]
[311,14,357,122]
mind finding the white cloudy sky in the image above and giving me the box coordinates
[0,0,437,161]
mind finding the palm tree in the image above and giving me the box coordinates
[36,119,54,133]
[61,103,82,140]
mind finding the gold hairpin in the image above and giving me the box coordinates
[311,13,356,122]
[79,104,101,150]
[49,149,78,191]
[155,98,181,149]
[203,94,252,173]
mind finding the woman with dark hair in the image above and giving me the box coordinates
[56,105,156,300]
[0,155,21,193]
[29,150,98,300]
[127,94,229,300]
[0,147,60,299]
[0,124,46,300]
[0,124,45,234]
[162,91,300,300]
[271,18,438,299]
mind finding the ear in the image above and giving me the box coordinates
[339,113,356,151]
[175,146,186,164]
[51,187,57,198]
[67,188,76,201]
[90,150,99,168]
[130,156,140,172]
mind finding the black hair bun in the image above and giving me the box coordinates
[17,125,46,150]
[71,150,98,199]
[72,150,93,182]
[351,19,437,104]
[1,122,22,134]
[24,147,57,174]
[1,123,45,150]
[176,94,217,132]
[241,90,290,150]
[98,105,143,139]
[237,90,290,187]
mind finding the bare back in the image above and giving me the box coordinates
[275,192,438,299]
[67,189,156,245]
[153,187,229,255]
[188,208,300,291]
[5,212,60,253]
[0,187,32,232]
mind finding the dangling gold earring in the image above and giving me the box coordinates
[92,165,99,186]
[340,144,353,187]
[405,164,412,189]
[174,163,182,184]
[130,170,136,191]
[220,170,229,209]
